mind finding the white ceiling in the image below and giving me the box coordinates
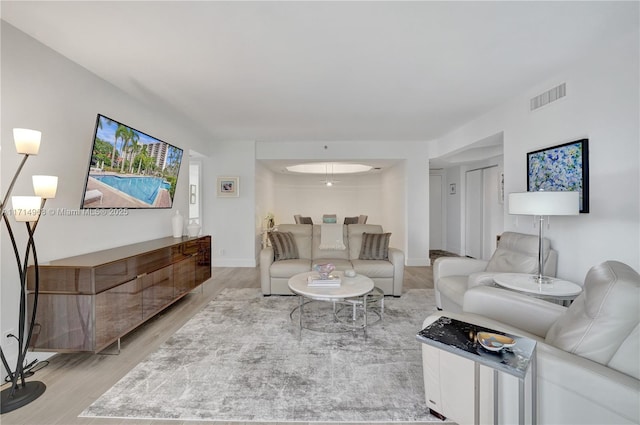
[1,1,637,148]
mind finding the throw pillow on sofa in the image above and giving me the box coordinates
[359,232,391,260]
[344,216,359,224]
[268,231,299,261]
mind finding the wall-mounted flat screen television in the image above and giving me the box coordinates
[81,114,184,209]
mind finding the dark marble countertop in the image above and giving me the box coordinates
[416,316,536,379]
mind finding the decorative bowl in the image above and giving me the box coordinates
[314,263,335,280]
[477,332,516,352]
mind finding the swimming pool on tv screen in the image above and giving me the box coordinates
[94,175,170,205]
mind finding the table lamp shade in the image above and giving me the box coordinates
[509,191,579,216]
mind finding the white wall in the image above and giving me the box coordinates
[272,172,386,225]
[435,28,640,283]
[204,140,256,267]
[255,140,433,266]
[445,165,462,254]
[1,23,210,373]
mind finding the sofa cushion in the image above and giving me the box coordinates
[347,224,384,260]
[269,259,312,278]
[359,232,391,260]
[545,261,640,379]
[351,259,394,278]
[268,231,299,261]
[485,231,550,273]
[275,224,312,259]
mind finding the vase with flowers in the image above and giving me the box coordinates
[265,212,275,230]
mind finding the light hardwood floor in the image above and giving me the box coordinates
[1,266,434,425]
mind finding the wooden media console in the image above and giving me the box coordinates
[27,235,211,353]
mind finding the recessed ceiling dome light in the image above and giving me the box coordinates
[286,162,372,174]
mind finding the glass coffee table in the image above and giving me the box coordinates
[288,271,377,336]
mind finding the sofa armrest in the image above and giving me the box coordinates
[433,257,488,283]
[260,247,275,295]
[388,247,405,296]
[467,271,500,288]
[535,342,640,424]
[463,286,566,338]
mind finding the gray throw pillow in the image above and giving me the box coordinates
[268,231,299,261]
[299,217,313,225]
[344,216,359,225]
[359,232,391,260]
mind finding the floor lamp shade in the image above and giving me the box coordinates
[508,191,580,216]
[13,128,41,155]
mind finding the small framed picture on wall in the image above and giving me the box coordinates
[217,176,239,197]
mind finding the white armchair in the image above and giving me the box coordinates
[422,260,640,425]
[434,231,558,312]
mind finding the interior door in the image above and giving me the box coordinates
[465,169,483,258]
[482,166,502,259]
[429,174,444,250]
[465,166,502,260]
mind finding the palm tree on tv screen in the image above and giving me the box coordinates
[118,127,138,174]
[113,125,128,172]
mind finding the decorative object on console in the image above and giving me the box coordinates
[1,129,57,414]
[187,219,201,237]
[476,332,516,351]
[81,114,184,209]
[508,191,579,284]
[527,139,589,213]
[216,176,239,197]
[171,210,183,237]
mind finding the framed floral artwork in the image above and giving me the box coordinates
[527,139,589,213]
[216,176,239,198]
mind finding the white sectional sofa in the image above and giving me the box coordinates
[421,260,640,425]
[260,223,405,296]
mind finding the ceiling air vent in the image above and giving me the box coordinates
[530,83,566,111]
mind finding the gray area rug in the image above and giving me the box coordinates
[81,288,444,422]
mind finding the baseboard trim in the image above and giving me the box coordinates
[212,258,256,267]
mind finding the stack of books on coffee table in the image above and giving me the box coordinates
[307,274,342,287]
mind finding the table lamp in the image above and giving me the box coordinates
[508,191,579,284]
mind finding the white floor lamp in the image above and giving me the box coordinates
[508,191,579,284]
